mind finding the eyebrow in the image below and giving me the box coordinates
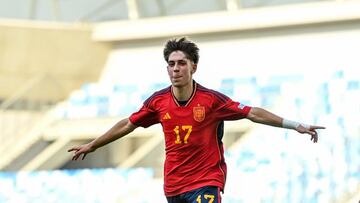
[168,58,188,62]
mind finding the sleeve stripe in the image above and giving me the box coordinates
[144,86,171,107]
[197,85,229,103]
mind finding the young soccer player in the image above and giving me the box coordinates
[68,37,325,202]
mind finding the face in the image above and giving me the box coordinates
[167,51,197,88]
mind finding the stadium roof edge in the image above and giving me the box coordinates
[0,18,92,30]
[92,1,360,42]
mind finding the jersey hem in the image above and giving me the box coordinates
[164,182,224,197]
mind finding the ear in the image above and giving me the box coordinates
[191,64,197,74]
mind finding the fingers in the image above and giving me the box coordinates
[311,133,318,143]
[297,127,319,143]
[72,151,81,161]
[307,130,318,143]
[67,147,79,152]
[68,146,84,161]
[68,145,92,161]
[310,125,326,130]
[306,125,324,143]
[297,125,322,143]
[72,152,87,161]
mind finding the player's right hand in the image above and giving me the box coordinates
[67,143,95,160]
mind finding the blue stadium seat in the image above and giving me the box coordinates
[0,168,155,203]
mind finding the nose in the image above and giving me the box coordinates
[173,63,180,72]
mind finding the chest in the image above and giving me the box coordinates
[159,99,212,125]
[158,99,217,147]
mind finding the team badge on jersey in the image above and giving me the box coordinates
[193,105,205,122]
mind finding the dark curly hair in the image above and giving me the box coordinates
[163,37,200,64]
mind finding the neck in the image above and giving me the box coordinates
[172,80,194,101]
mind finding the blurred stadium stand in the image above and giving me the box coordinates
[0,168,161,202]
[1,0,359,202]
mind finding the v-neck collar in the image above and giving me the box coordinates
[171,81,197,107]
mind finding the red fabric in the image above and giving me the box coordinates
[129,82,251,196]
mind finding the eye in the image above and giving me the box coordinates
[168,62,175,67]
[178,60,187,66]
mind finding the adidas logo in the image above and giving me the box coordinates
[163,113,171,120]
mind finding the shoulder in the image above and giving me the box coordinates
[144,86,171,107]
[196,83,230,103]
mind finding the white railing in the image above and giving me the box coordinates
[0,74,60,153]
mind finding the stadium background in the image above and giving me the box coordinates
[0,0,359,202]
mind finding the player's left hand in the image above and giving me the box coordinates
[295,125,325,143]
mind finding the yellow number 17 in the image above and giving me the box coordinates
[197,194,215,203]
[173,125,192,144]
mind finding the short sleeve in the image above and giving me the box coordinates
[129,105,159,128]
[213,92,251,121]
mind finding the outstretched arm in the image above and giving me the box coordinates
[246,107,325,143]
[68,118,137,160]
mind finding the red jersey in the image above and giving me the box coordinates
[129,81,251,196]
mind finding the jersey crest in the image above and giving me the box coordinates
[193,104,205,122]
